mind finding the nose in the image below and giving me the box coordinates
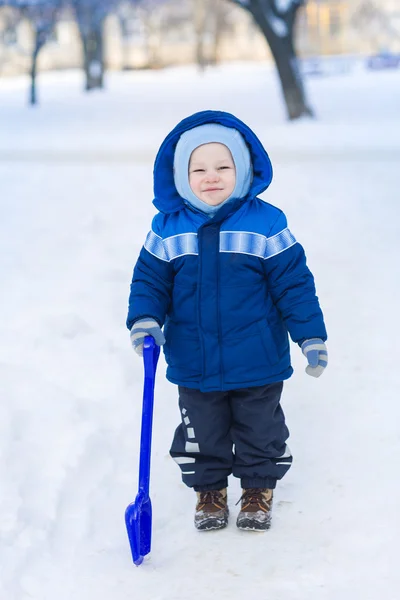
[205,170,219,183]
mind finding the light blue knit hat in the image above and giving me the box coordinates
[173,123,253,216]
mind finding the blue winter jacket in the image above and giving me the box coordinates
[127,111,327,392]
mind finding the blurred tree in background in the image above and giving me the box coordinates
[194,0,232,69]
[71,0,124,91]
[117,0,168,70]
[351,1,400,51]
[227,0,312,120]
[0,0,144,99]
[0,0,314,118]
[2,0,63,104]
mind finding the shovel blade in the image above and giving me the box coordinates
[125,491,152,566]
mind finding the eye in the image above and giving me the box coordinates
[192,168,205,173]
[218,166,231,170]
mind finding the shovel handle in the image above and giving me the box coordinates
[138,336,160,495]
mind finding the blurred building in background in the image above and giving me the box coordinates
[0,0,399,76]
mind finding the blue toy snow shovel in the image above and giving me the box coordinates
[125,336,160,566]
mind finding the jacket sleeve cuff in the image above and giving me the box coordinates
[127,315,162,330]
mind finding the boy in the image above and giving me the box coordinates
[127,110,327,532]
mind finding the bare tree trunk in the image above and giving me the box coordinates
[209,0,226,65]
[194,0,207,70]
[73,1,106,92]
[30,42,39,105]
[82,26,104,90]
[253,0,312,119]
[30,29,46,106]
[230,0,313,120]
[21,4,61,106]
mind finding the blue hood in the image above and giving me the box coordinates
[153,110,273,214]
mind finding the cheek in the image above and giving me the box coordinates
[189,175,200,191]
[229,173,236,189]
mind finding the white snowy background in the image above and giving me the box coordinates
[1,62,399,600]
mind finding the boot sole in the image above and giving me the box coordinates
[236,517,271,532]
[195,518,228,531]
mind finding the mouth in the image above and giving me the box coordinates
[203,188,223,192]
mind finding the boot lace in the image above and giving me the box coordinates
[198,490,225,511]
[235,488,272,513]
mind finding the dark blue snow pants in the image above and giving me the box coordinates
[169,382,292,491]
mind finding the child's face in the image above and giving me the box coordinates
[189,143,236,206]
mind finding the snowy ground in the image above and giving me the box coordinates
[1,63,400,600]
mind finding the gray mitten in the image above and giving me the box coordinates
[130,318,165,357]
[301,338,328,378]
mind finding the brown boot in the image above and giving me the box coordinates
[194,488,229,531]
[236,488,273,531]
